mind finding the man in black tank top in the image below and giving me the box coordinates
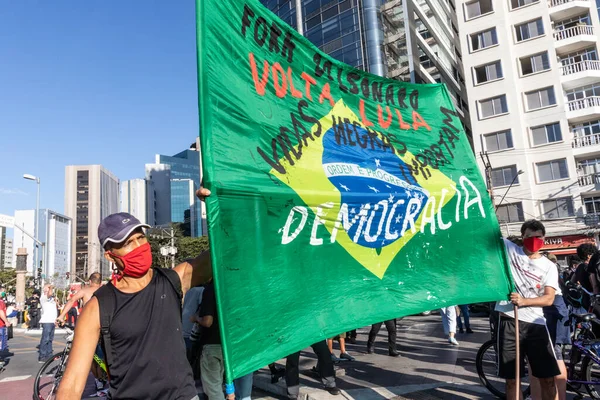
[56,201,213,400]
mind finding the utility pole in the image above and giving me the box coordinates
[153,225,177,269]
[83,253,88,280]
[170,226,175,269]
[481,151,494,204]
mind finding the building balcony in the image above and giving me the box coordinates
[560,60,600,89]
[578,172,600,187]
[548,0,591,21]
[583,213,600,226]
[566,96,600,122]
[572,132,600,156]
[554,25,596,54]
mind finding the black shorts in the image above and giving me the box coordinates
[498,316,560,379]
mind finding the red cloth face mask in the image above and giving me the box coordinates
[110,242,152,284]
[523,237,544,253]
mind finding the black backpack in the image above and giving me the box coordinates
[94,268,183,375]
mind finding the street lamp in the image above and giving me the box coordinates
[23,174,41,285]
[496,170,524,210]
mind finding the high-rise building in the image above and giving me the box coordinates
[38,210,72,288]
[263,0,471,131]
[65,165,119,279]
[457,0,600,260]
[381,0,471,131]
[12,209,71,284]
[261,0,387,74]
[120,179,147,224]
[145,142,204,236]
[3,237,13,269]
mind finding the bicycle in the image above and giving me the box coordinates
[476,284,600,399]
[33,324,108,400]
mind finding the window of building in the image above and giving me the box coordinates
[479,95,508,118]
[520,52,550,76]
[510,0,538,9]
[584,196,600,214]
[573,119,600,140]
[531,122,562,146]
[525,86,556,110]
[470,27,498,51]
[515,18,545,42]
[566,83,600,102]
[579,158,600,175]
[555,14,592,31]
[537,159,569,182]
[474,60,503,84]
[484,130,513,152]
[491,165,519,187]
[542,198,575,219]
[560,47,598,66]
[465,0,493,19]
[496,202,525,223]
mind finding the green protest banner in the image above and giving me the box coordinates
[196,0,513,381]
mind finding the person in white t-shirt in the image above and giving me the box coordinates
[495,220,560,400]
[38,284,58,363]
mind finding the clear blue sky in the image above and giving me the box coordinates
[0,1,200,232]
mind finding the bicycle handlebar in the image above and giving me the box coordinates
[58,322,75,331]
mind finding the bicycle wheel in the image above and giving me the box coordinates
[583,356,600,399]
[476,339,530,399]
[476,340,506,398]
[33,351,68,400]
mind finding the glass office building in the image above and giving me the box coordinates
[262,0,386,75]
[146,147,203,237]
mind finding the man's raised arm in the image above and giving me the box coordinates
[56,290,85,325]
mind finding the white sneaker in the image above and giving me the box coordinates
[448,337,459,346]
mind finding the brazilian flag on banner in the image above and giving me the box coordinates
[196,0,513,381]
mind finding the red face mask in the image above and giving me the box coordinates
[110,242,152,284]
[523,237,544,253]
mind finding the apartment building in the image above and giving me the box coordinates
[65,165,119,279]
[381,0,471,133]
[457,0,600,260]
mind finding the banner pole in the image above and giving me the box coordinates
[514,305,520,399]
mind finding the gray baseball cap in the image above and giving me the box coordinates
[98,212,150,249]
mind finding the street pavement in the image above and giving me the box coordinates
[0,315,586,399]
[254,315,585,400]
[0,328,282,400]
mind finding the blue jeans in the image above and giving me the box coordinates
[39,323,55,360]
[0,327,7,351]
[234,372,253,400]
[457,305,470,330]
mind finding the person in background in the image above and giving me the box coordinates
[327,333,354,362]
[193,280,234,399]
[571,243,597,307]
[529,252,569,400]
[367,319,399,356]
[563,257,580,283]
[456,305,473,334]
[183,285,204,380]
[56,273,103,324]
[345,330,357,344]
[496,220,559,400]
[285,342,341,399]
[26,290,41,330]
[38,284,58,363]
[66,289,79,326]
[440,306,459,345]
[0,290,11,352]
